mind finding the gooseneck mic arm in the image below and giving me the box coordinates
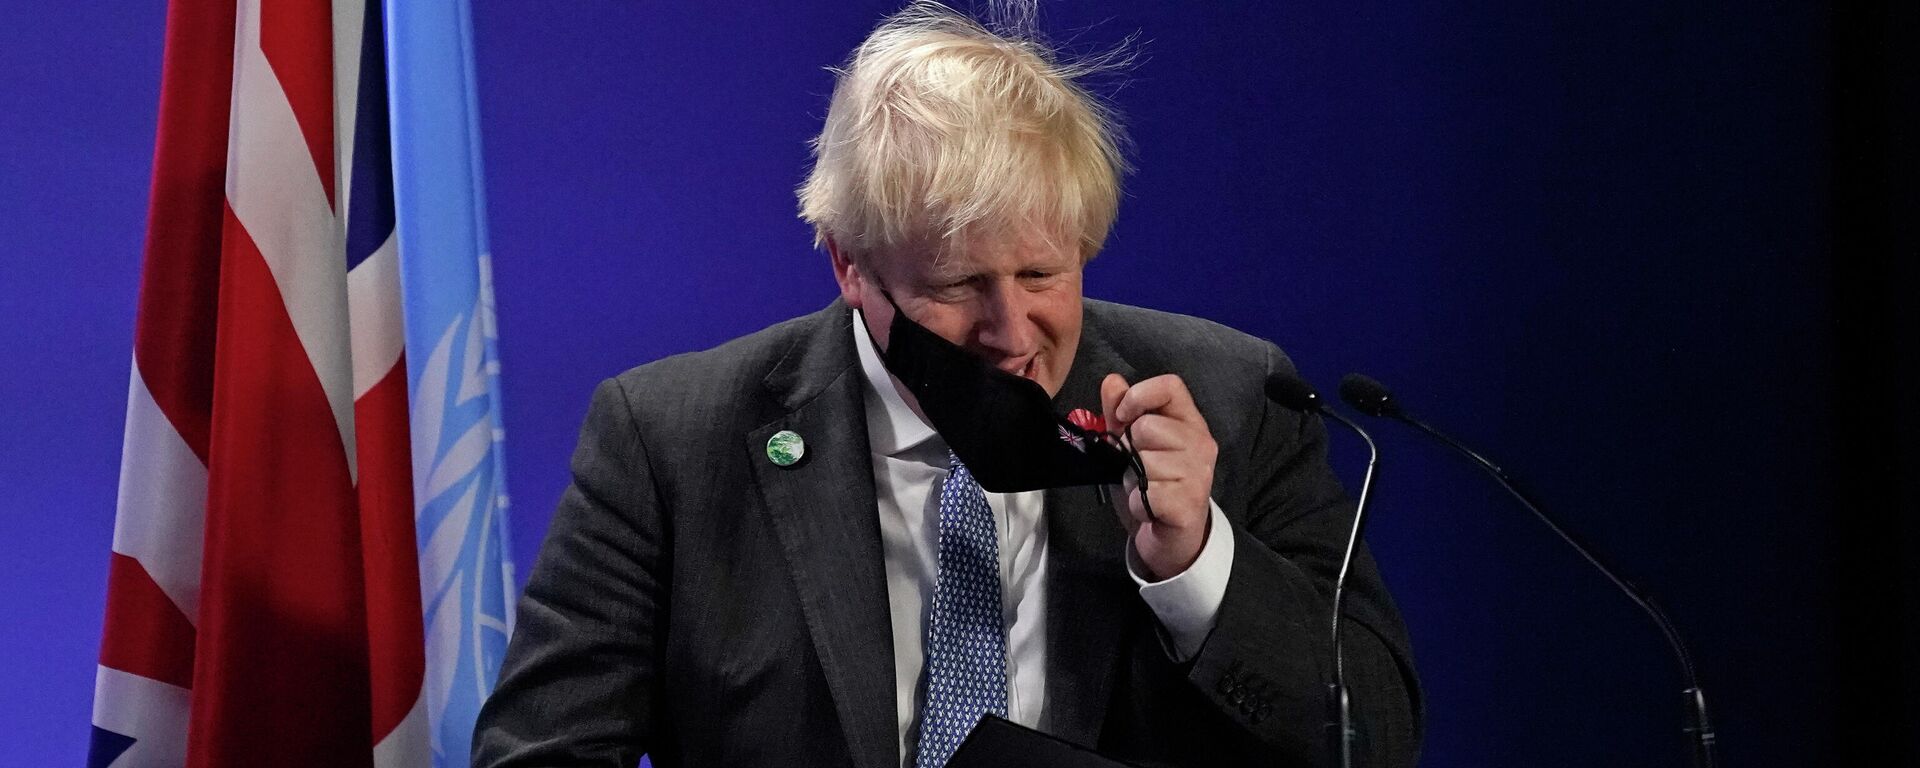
[1263,373,1378,768]
[1338,373,1716,768]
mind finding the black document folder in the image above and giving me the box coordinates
[948,715,1138,768]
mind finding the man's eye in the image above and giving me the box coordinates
[927,280,974,301]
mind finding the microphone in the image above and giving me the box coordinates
[1339,373,1717,768]
[1263,372,1377,768]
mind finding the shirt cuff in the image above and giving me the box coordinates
[1125,500,1235,662]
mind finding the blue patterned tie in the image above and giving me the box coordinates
[914,452,1009,768]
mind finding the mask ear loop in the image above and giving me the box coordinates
[868,288,903,365]
[1117,425,1159,523]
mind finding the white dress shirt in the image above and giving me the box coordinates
[851,312,1236,766]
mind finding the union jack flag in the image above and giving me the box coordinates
[89,0,512,766]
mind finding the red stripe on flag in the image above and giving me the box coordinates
[354,359,427,740]
[133,0,239,464]
[258,0,336,206]
[99,553,198,690]
[186,206,371,768]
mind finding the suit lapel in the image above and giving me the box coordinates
[1043,308,1140,747]
[748,302,897,768]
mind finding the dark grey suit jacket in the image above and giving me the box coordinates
[473,299,1420,768]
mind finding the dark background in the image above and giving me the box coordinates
[2,1,1912,765]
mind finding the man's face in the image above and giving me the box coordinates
[832,231,1084,398]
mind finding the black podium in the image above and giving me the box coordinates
[948,715,1137,768]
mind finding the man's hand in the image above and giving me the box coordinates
[1101,373,1218,581]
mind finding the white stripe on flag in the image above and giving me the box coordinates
[91,665,190,768]
[112,365,207,624]
[225,0,356,479]
[332,0,366,219]
[371,693,432,768]
[348,232,405,399]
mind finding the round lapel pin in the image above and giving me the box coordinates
[766,429,805,467]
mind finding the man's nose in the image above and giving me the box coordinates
[971,279,1036,358]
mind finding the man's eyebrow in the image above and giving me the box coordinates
[926,262,981,283]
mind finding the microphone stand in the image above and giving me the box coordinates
[1352,379,1716,767]
[1263,374,1379,768]
[1317,405,1380,768]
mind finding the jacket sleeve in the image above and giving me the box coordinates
[1182,343,1423,768]
[472,377,665,767]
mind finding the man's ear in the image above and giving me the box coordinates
[826,236,866,310]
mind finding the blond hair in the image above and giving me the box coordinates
[797,2,1129,264]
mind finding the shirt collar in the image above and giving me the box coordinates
[853,308,940,458]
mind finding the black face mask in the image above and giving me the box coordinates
[871,292,1130,492]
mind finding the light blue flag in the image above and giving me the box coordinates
[386,0,516,765]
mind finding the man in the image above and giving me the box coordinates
[473,4,1419,767]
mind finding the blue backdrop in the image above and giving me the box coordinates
[3,1,1911,766]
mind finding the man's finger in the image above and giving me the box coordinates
[1117,413,1187,451]
[1109,474,1144,533]
[1128,454,1205,489]
[1101,373,1130,431]
[1127,487,1155,526]
[1113,374,1203,424]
